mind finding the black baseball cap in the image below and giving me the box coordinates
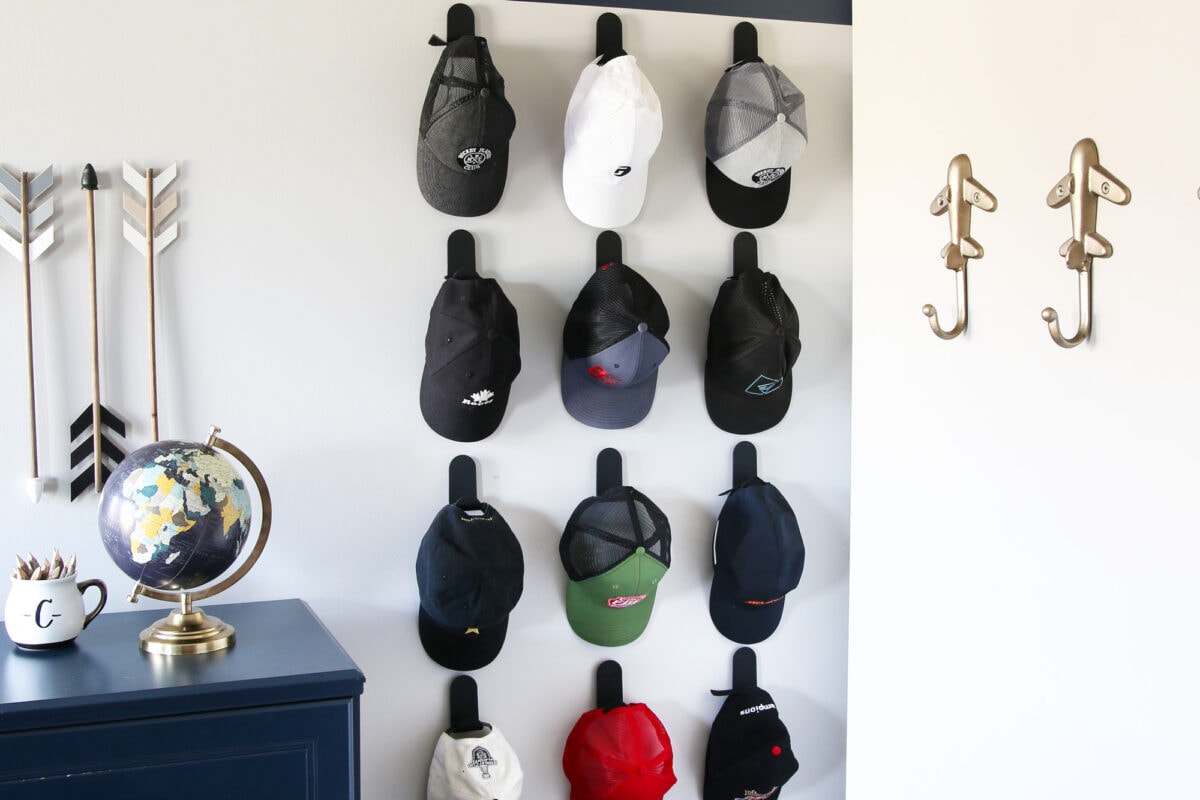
[562,262,670,429]
[417,503,524,671]
[704,684,798,800]
[418,34,516,216]
[710,479,805,644]
[705,265,801,435]
[560,485,671,647]
[420,270,521,442]
[705,61,808,228]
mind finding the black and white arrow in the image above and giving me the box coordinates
[70,164,127,499]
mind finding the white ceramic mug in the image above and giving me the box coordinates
[4,575,107,649]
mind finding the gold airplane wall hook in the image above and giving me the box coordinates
[1042,138,1130,348]
[923,154,996,339]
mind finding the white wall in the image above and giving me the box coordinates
[1,2,851,797]
[850,1,1200,797]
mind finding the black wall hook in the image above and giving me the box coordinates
[733,21,760,63]
[596,230,623,269]
[449,675,484,732]
[732,441,758,486]
[449,455,480,507]
[447,229,478,278]
[596,659,625,710]
[733,231,758,276]
[447,4,475,42]
[596,13,626,65]
[732,646,758,691]
[596,448,623,495]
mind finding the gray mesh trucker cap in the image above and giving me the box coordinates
[418,35,517,217]
[705,61,807,228]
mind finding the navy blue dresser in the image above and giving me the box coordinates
[0,598,364,798]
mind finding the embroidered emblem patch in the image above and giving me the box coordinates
[752,167,786,186]
[745,375,783,396]
[462,389,495,406]
[458,147,492,171]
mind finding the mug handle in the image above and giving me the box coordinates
[78,579,108,629]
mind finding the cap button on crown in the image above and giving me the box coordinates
[487,329,499,341]
[776,112,786,123]
[480,88,490,97]
[637,322,648,332]
[775,327,785,337]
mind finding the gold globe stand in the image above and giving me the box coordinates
[128,426,272,655]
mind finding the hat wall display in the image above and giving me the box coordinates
[421,231,521,442]
[562,52,663,228]
[560,448,671,647]
[417,8,516,217]
[563,660,677,800]
[706,233,801,436]
[417,457,524,671]
[562,232,670,430]
[705,648,799,800]
[710,442,805,644]
[705,23,807,228]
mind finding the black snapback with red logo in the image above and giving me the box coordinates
[561,261,670,430]
[710,478,805,644]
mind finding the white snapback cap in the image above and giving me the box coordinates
[428,725,523,800]
[562,54,663,228]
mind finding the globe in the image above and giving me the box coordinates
[99,439,253,592]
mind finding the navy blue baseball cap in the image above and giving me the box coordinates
[561,261,670,429]
[709,479,805,644]
[417,503,524,670]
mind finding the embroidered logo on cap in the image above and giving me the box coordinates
[462,389,495,406]
[745,375,783,396]
[745,596,784,606]
[607,594,647,608]
[588,365,622,386]
[458,147,493,171]
[752,167,787,186]
[468,745,497,779]
[737,789,779,800]
[614,166,632,177]
[738,702,778,717]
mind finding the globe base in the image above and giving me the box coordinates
[139,607,236,655]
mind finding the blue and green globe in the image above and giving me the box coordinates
[99,440,253,592]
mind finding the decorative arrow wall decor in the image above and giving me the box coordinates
[0,165,55,502]
[122,162,179,440]
[70,164,127,499]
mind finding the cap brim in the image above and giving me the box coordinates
[561,353,658,429]
[419,606,509,671]
[565,579,658,647]
[418,137,509,217]
[705,158,790,229]
[420,371,513,442]
[709,569,785,645]
[563,147,649,229]
[704,363,793,435]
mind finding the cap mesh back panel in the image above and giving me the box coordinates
[707,68,778,159]
[564,265,670,358]
[422,38,506,134]
[773,66,807,135]
[561,487,671,580]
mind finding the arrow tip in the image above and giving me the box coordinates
[81,164,98,191]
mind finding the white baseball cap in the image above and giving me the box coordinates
[562,54,663,228]
[428,725,523,800]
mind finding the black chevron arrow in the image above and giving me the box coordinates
[70,164,128,500]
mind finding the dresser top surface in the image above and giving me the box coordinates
[0,598,363,732]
